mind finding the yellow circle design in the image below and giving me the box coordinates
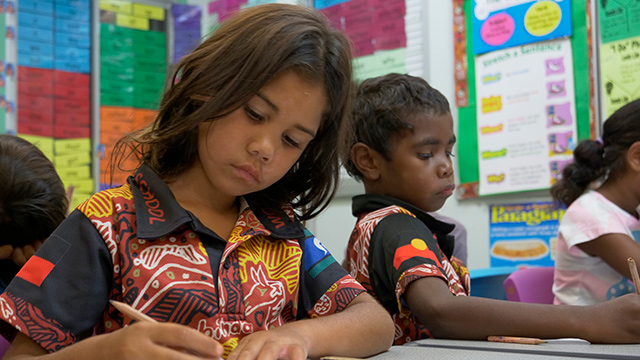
[524,1,561,37]
[411,238,427,251]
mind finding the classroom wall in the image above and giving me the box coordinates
[307,0,555,269]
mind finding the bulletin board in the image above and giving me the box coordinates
[454,0,596,199]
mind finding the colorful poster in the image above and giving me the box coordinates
[489,202,565,267]
[598,0,640,44]
[472,0,572,55]
[599,35,640,118]
[476,38,577,195]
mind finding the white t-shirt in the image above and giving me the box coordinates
[553,190,640,305]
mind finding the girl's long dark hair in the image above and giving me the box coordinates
[112,4,354,220]
[551,99,640,206]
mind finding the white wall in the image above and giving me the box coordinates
[307,0,555,269]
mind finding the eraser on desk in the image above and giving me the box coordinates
[54,138,91,155]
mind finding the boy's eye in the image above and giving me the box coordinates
[283,134,301,148]
[446,151,455,158]
[245,106,265,122]
[418,152,433,159]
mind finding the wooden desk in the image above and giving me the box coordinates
[367,339,640,359]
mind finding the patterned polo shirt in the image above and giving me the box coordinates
[344,194,470,345]
[0,165,364,356]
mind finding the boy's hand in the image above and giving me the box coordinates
[0,239,43,266]
[227,327,309,360]
[587,294,640,344]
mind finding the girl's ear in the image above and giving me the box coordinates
[351,143,381,181]
[627,140,640,173]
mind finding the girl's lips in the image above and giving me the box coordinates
[235,164,260,183]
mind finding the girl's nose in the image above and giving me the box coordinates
[248,135,275,162]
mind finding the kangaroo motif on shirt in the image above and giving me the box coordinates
[244,266,286,328]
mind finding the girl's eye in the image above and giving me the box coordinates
[283,134,301,149]
[446,151,455,158]
[245,106,265,122]
[418,152,433,160]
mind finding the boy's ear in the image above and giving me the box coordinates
[351,143,381,181]
[627,140,640,172]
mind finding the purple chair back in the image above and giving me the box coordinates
[0,336,9,358]
[503,266,555,304]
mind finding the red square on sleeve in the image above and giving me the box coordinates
[15,255,55,287]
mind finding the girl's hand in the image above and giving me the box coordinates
[101,321,224,359]
[5,322,224,360]
[0,239,43,266]
[227,328,309,360]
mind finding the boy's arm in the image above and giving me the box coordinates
[404,276,640,343]
[228,291,394,360]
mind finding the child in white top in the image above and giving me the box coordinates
[551,99,640,305]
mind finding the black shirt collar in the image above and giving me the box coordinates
[352,194,456,258]
[129,165,304,240]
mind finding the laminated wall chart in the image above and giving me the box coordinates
[315,0,407,82]
[597,0,640,119]
[98,0,167,188]
[16,0,93,209]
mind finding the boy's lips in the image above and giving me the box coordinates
[439,184,455,196]
[235,164,260,182]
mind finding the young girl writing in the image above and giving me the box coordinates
[551,99,640,305]
[0,4,394,359]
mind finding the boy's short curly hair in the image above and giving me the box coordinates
[0,135,68,247]
[343,73,451,180]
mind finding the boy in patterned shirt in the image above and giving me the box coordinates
[343,73,640,345]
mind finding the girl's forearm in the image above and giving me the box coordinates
[286,293,394,359]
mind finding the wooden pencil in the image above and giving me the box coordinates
[627,257,640,295]
[109,300,157,323]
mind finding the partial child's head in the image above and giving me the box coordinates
[118,4,354,219]
[345,73,456,212]
[0,135,68,247]
[551,99,640,206]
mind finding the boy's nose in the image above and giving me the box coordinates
[439,160,454,178]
